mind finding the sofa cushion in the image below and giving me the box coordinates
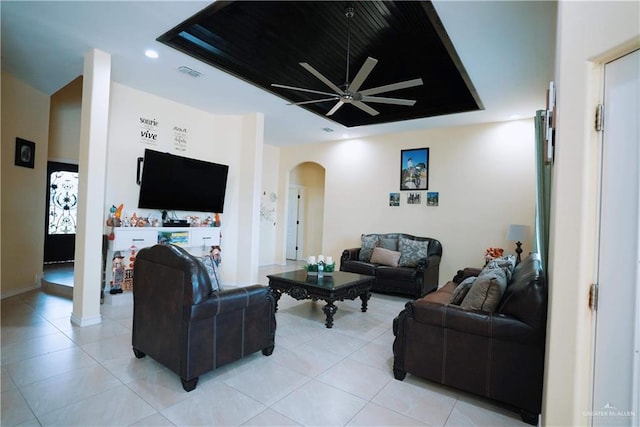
[370,247,401,267]
[376,265,417,282]
[449,276,476,305]
[420,281,457,305]
[341,260,377,276]
[460,268,507,312]
[359,234,379,262]
[379,237,399,251]
[398,237,430,267]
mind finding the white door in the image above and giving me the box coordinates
[592,49,640,427]
[286,187,305,260]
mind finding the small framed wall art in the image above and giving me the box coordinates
[400,147,429,190]
[15,137,35,169]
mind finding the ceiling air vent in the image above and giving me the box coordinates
[177,66,202,77]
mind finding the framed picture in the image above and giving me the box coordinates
[389,192,400,206]
[400,147,428,190]
[15,138,35,169]
[427,191,439,206]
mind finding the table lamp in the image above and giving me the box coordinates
[507,224,530,264]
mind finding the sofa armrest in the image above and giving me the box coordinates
[416,254,440,272]
[341,248,361,264]
[190,285,273,321]
[406,300,540,344]
[415,254,441,295]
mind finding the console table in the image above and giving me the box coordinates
[104,226,220,302]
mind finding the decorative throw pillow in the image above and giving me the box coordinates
[449,276,476,305]
[200,255,222,291]
[460,268,507,312]
[378,237,399,252]
[370,247,401,267]
[398,237,430,267]
[485,255,516,282]
[359,234,379,262]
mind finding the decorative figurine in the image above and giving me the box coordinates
[110,252,125,294]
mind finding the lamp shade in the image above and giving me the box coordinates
[507,224,530,242]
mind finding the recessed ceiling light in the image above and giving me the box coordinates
[322,127,334,133]
[145,49,159,59]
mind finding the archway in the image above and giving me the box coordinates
[286,162,326,261]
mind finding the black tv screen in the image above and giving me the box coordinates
[138,149,229,213]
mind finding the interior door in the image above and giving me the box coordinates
[592,49,639,427]
[44,161,79,263]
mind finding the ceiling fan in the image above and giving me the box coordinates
[271,5,423,117]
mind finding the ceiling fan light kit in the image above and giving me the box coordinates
[271,4,423,118]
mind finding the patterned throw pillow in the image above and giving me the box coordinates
[398,237,430,267]
[370,247,401,267]
[460,268,507,312]
[359,234,379,262]
[449,276,476,305]
[200,255,222,291]
[485,255,516,281]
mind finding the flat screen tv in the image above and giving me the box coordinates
[137,149,229,213]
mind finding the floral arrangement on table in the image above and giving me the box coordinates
[305,255,336,275]
[484,247,504,265]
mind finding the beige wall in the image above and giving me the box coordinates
[275,119,536,283]
[544,2,640,426]
[48,76,82,163]
[1,73,50,298]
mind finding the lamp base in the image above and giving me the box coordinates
[515,241,523,265]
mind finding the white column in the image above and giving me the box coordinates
[236,113,264,285]
[72,49,111,326]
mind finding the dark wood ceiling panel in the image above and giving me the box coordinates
[158,1,483,128]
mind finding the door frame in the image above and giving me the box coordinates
[44,161,79,263]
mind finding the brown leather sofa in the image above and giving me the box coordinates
[392,254,547,425]
[340,233,442,298]
[132,244,276,391]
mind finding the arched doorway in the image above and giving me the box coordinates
[286,162,325,261]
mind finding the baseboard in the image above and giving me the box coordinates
[70,313,102,327]
[0,284,41,300]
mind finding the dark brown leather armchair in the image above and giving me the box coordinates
[392,254,547,425]
[132,244,276,391]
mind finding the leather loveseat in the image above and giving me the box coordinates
[392,254,547,425]
[132,244,276,391]
[340,233,442,298]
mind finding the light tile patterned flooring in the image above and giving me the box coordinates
[1,262,529,426]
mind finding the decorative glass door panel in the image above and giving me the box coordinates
[44,162,78,263]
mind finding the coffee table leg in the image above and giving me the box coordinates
[360,291,371,312]
[322,301,338,328]
[270,288,281,312]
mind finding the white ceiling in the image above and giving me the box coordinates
[1,1,557,147]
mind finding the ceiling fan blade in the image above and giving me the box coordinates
[289,97,340,106]
[359,78,424,96]
[347,57,378,93]
[353,101,380,116]
[326,100,345,116]
[361,95,417,106]
[300,62,344,95]
[271,83,337,97]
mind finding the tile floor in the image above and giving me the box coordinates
[1,262,529,426]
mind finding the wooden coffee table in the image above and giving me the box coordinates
[267,270,374,328]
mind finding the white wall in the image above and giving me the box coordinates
[1,73,50,298]
[104,82,261,285]
[259,144,280,266]
[545,1,640,426]
[273,119,536,283]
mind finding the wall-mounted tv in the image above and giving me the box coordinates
[137,149,229,214]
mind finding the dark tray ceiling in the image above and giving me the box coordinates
[158,1,483,128]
